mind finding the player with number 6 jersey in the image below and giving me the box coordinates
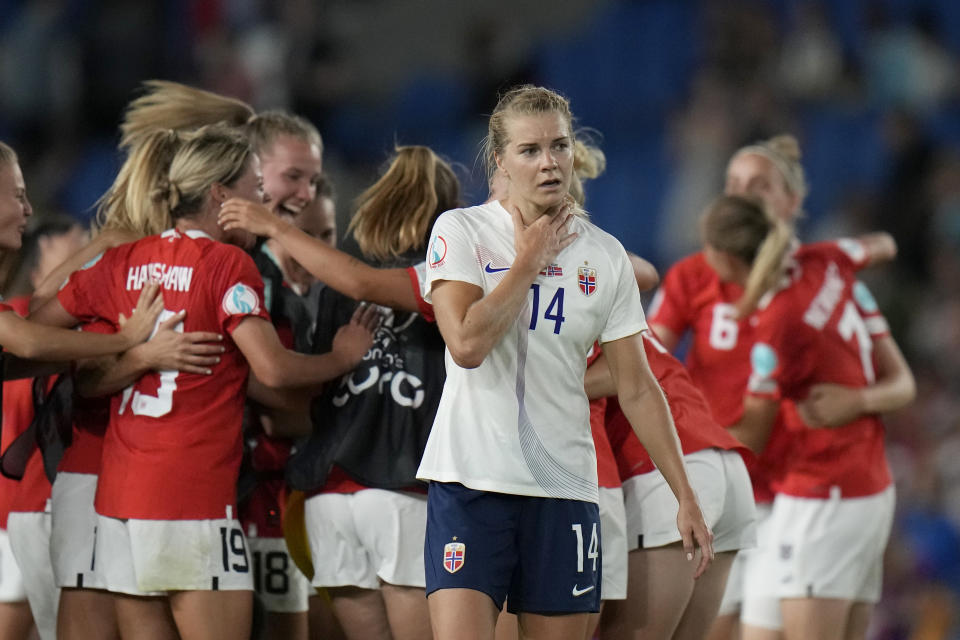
[650,134,898,639]
[702,195,914,640]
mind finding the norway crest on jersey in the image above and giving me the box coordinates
[578,266,597,296]
[443,541,465,574]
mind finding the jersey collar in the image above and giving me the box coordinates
[163,227,216,241]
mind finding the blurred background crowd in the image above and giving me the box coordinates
[0,0,958,637]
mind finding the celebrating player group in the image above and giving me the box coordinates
[0,79,913,640]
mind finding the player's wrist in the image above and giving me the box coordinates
[855,387,871,415]
[124,342,151,371]
[272,217,294,240]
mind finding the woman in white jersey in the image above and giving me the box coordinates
[415,85,712,640]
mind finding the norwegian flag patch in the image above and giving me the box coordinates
[577,266,597,296]
[443,541,465,574]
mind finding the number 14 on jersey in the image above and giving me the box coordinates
[529,284,566,335]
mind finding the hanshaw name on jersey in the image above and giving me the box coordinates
[126,263,195,292]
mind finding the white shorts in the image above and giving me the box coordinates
[716,546,745,616]
[716,503,782,630]
[622,448,757,553]
[51,472,106,589]
[305,489,426,590]
[95,508,254,595]
[0,528,26,602]
[740,503,782,629]
[7,509,59,640]
[598,486,627,600]
[769,485,895,603]
[245,531,311,613]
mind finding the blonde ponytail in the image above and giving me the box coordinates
[96,129,182,236]
[120,80,254,150]
[569,138,606,208]
[348,146,461,262]
[737,221,793,317]
[701,195,794,317]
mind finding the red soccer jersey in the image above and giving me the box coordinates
[2,298,54,519]
[746,243,891,498]
[407,263,436,323]
[0,297,32,525]
[650,242,871,501]
[605,331,746,480]
[587,343,620,489]
[649,253,752,428]
[58,229,270,520]
[8,448,51,515]
[57,320,113,476]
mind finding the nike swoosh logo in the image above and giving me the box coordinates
[484,262,510,273]
[571,584,595,597]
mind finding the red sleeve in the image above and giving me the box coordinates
[850,281,890,339]
[211,246,271,335]
[0,297,28,354]
[648,257,695,335]
[747,299,812,400]
[57,251,115,323]
[806,239,870,273]
[406,263,435,323]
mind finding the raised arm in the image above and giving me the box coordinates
[231,303,378,389]
[218,198,418,311]
[604,332,714,577]
[432,208,575,369]
[856,231,897,267]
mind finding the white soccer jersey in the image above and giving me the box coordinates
[417,200,647,503]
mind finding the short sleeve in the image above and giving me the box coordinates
[851,280,889,339]
[57,251,113,323]
[422,211,481,303]
[648,261,691,334]
[600,245,647,344]
[747,300,810,399]
[825,238,870,272]
[406,263,435,323]
[211,247,270,335]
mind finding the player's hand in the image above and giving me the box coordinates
[677,495,714,579]
[135,311,225,375]
[218,198,285,238]
[509,201,577,275]
[118,282,164,348]
[330,302,380,370]
[797,383,865,428]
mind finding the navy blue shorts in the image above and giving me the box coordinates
[424,482,601,614]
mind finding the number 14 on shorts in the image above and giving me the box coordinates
[571,523,598,573]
